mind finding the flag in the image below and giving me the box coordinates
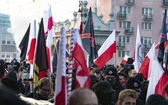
[121,55,130,65]
[158,9,167,64]
[146,57,168,99]
[19,24,30,62]
[26,20,37,64]
[139,42,156,80]
[82,7,98,67]
[94,30,116,69]
[72,29,90,88]
[33,18,48,89]
[55,27,67,105]
[134,24,143,72]
[45,6,54,73]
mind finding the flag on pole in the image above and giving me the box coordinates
[26,20,37,64]
[19,24,30,62]
[146,57,168,99]
[158,9,167,65]
[121,55,130,65]
[94,30,116,69]
[72,29,90,88]
[55,27,67,105]
[82,7,98,67]
[45,6,54,73]
[33,18,48,89]
[139,42,156,80]
[134,24,143,72]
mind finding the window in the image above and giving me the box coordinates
[119,21,131,28]
[141,37,152,44]
[1,54,5,58]
[7,41,11,44]
[119,36,130,43]
[13,53,17,58]
[142,22,152,30]
[120,6,131,14]
[142,8,153,15]
[118,51,130,58]
[2,40,5,44]
[6,54,10,58]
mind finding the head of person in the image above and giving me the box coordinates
[13,62,20,73]
[38,77,51,100]
[92,69,101,81]
[22,73,30,85]
[104,65,120,89]
[92,81,115,105]
[68,88,98,105]
[126,77,142,97]
[119,73,127,88]
[117,89,137,105]
[18,66,27,79]
[146,94,168,105]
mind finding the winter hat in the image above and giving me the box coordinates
[104,66,119,79]
[22,73,30,81]
[146,94,168,105]
[126,77,141,89]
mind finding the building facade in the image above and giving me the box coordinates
[88,0,167,65]
[0,13,19,62]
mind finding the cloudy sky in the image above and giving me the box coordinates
[0,0,79,48]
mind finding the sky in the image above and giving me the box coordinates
[0,0,79,49]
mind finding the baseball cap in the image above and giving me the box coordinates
[126,77,141,89]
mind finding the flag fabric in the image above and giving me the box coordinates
[139,42,156,80]
[26,20,37,64]
[158,9,167,64]
[19,24,30,62]
[146,57,168,99]
[134,24,143,73]
[55,27,67,105]
[45,6,54,73]
[33,18,48,89]
[82,7,98,67]
[72,29,90,88]
[121,55,130,65]
[94,30,116,69]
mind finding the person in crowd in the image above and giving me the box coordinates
[104,65,124,102]
[146,94,168,105]
[0,59,6,78]
[17,66,28,94]
[126,77,144,105]
[26,77,52,100]
[164,82,168,100]
[92,81,116,105]
[92,69,101,81]
[22,73,31,96]
[68,88,98,105]
[116,89,137,105]
[118,73,127,89]
[90,75,99,89]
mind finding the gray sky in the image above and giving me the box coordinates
[0,0,79,48]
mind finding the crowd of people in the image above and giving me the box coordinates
[0,58,168,105]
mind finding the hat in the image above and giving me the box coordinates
[92,81,115,94]
[146,94,168,105]
[126,77,141,89]
[104,66,118,78]
[22,73,29,81]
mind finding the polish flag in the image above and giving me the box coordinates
[139,42,156,80]
[55,27,67,105]
[94,30,116,69]
[45,6,54,73]
[72,29,90,88]
[146,57,168,99]
[134,24,143,72]
[121,55,130,65]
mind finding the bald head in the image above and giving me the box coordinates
[68,88,98,105]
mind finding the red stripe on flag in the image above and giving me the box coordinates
[139,56,150,79]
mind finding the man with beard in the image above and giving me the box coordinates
[104,65,124,103]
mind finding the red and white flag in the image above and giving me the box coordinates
[146,57,168,99]
[45,6,54,73]
[134,24,143,72]
[121,55,130,65]
[55,27,67,105]
[94,30,116,69]
[139,42,156,80]
[72,29,90,88]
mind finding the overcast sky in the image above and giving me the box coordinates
[0,0,79,48]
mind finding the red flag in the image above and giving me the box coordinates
[94,30,116,69]
[121,55,130,65]
[139,42,156,80]
[45,6,54,73]
[55,27,67,105]
[146,57,168,99]
[72,29,90,88]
